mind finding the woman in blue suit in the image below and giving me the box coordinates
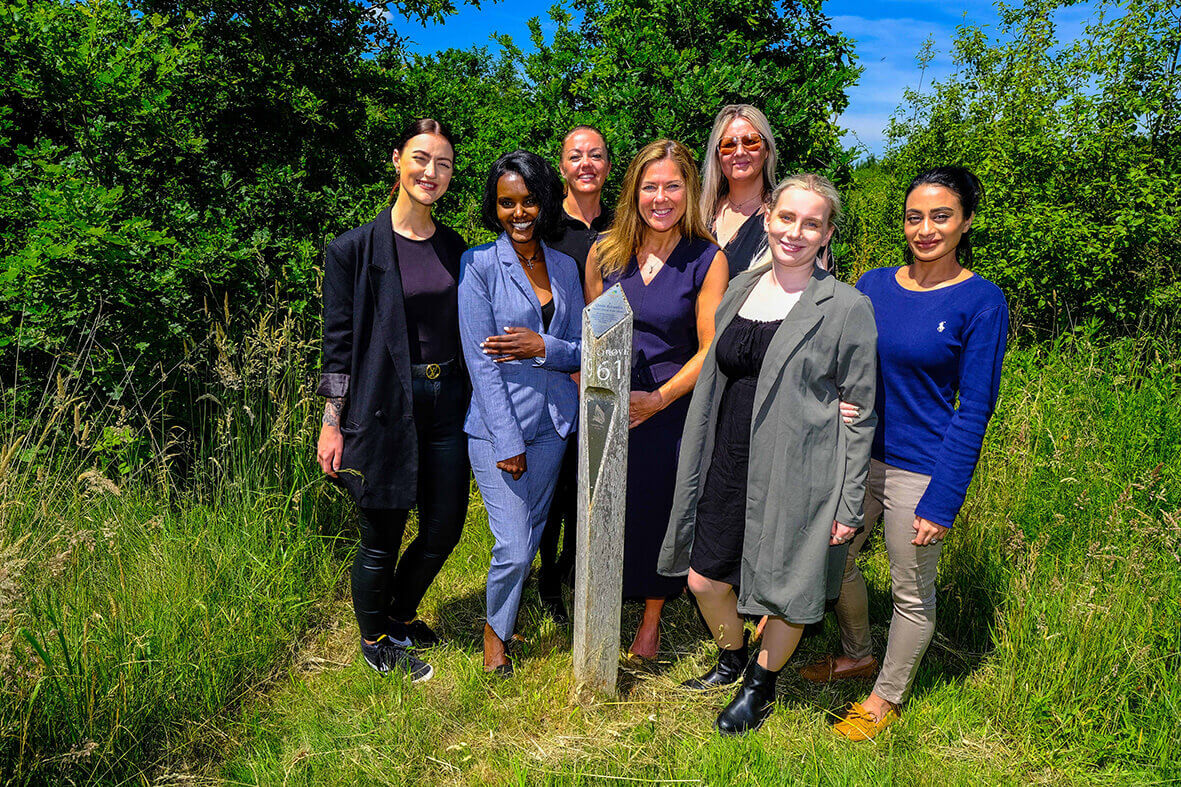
[459,150,584,676]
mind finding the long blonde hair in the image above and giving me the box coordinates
[699,105,778,227]
[594,139,714,279]
[750,173,844,272]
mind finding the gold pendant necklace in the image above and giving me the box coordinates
[726,193,764,213]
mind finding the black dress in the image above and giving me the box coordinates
[689,314,782,588]
[606,238,719,599]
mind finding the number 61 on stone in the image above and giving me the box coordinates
[574,283,632,699]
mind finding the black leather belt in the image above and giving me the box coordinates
[411,358,460,380]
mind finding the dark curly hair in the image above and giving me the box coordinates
[903,166,984,266]
[480,150,564,239]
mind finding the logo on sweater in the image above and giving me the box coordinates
[937,321,946,333]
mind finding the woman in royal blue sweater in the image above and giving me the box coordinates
[801,167,1009,740]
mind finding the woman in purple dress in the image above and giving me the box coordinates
[585,139,730,661]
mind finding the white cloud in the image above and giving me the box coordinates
[832,2,1107,158]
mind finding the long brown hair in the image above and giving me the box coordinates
[594,139,713,279]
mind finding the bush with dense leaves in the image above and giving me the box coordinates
[863,0,1180,336]
[0,0,857,420]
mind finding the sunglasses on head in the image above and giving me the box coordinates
[717,132,764,155]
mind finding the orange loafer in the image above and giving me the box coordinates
[832,701,899,741]
[798,654,879,683]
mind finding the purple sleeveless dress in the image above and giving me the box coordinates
[604,236,719,598]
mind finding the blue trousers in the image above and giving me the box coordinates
[469,421,567,641]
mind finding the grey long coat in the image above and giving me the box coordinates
[657,263,878,623]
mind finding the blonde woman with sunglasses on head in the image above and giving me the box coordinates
[699,105,778,279]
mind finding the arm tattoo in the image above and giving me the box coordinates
[322,397,344,427]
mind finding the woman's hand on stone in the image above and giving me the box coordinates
[316,425,343,478]
[830,520,857,546]
[497,452,527,480]
[481,327,545,362]
[911,516,949,546]
[628,389,664,429]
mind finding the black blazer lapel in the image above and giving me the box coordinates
[367,207,413,404]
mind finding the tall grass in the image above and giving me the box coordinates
[1,308,1178,783]
[969,335,1181,772]
[0,304,347,784]
[217,333,1180,785]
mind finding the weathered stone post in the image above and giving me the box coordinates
[573,283,633,699]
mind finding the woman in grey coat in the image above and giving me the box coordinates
[658,174,878,734]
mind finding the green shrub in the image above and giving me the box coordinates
[874,0,1181,335]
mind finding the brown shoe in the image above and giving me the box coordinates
[798,654,879,683]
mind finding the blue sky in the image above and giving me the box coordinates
[392,0,1097,158]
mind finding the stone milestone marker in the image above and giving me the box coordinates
[573,283,633,699]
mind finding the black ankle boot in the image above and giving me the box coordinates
[681,630,750,691]
[715,660,781,735]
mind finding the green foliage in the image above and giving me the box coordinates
[386,0,859,241]
[974,334,1181,768]
[0,0,360,405]
[0,0,857,419]
[217,338,1173,784]
[840,161,904,280]
[878,0,1181,335]
[4,325,1176,782]
[0,301,348,785]
[526,0,859,174]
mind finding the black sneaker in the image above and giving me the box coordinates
[361,635,434,682]
[403,619,442,648]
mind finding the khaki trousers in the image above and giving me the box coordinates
[834,459,941,705]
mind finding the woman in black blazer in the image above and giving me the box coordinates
[316,118,469,683]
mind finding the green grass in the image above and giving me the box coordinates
[0,311,348,784]
[2,333,1179,784]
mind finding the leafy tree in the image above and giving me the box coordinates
[0,1,211,396]
[385,0,860,243]
[0,0,476,406]
[875,0,1181,335]
[522,0,860,182]
[1,0,859,424]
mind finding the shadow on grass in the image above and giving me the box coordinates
[780,533,1004,719]
[434,575,577,669]
[433,528,1003,715]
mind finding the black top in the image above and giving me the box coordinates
[547,205,614,286]
[540,298,555,332]
[318,209,468,509]
[716,212,767,280]
[394,231,461,365]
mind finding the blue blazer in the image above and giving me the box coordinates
[459,233,584,461]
